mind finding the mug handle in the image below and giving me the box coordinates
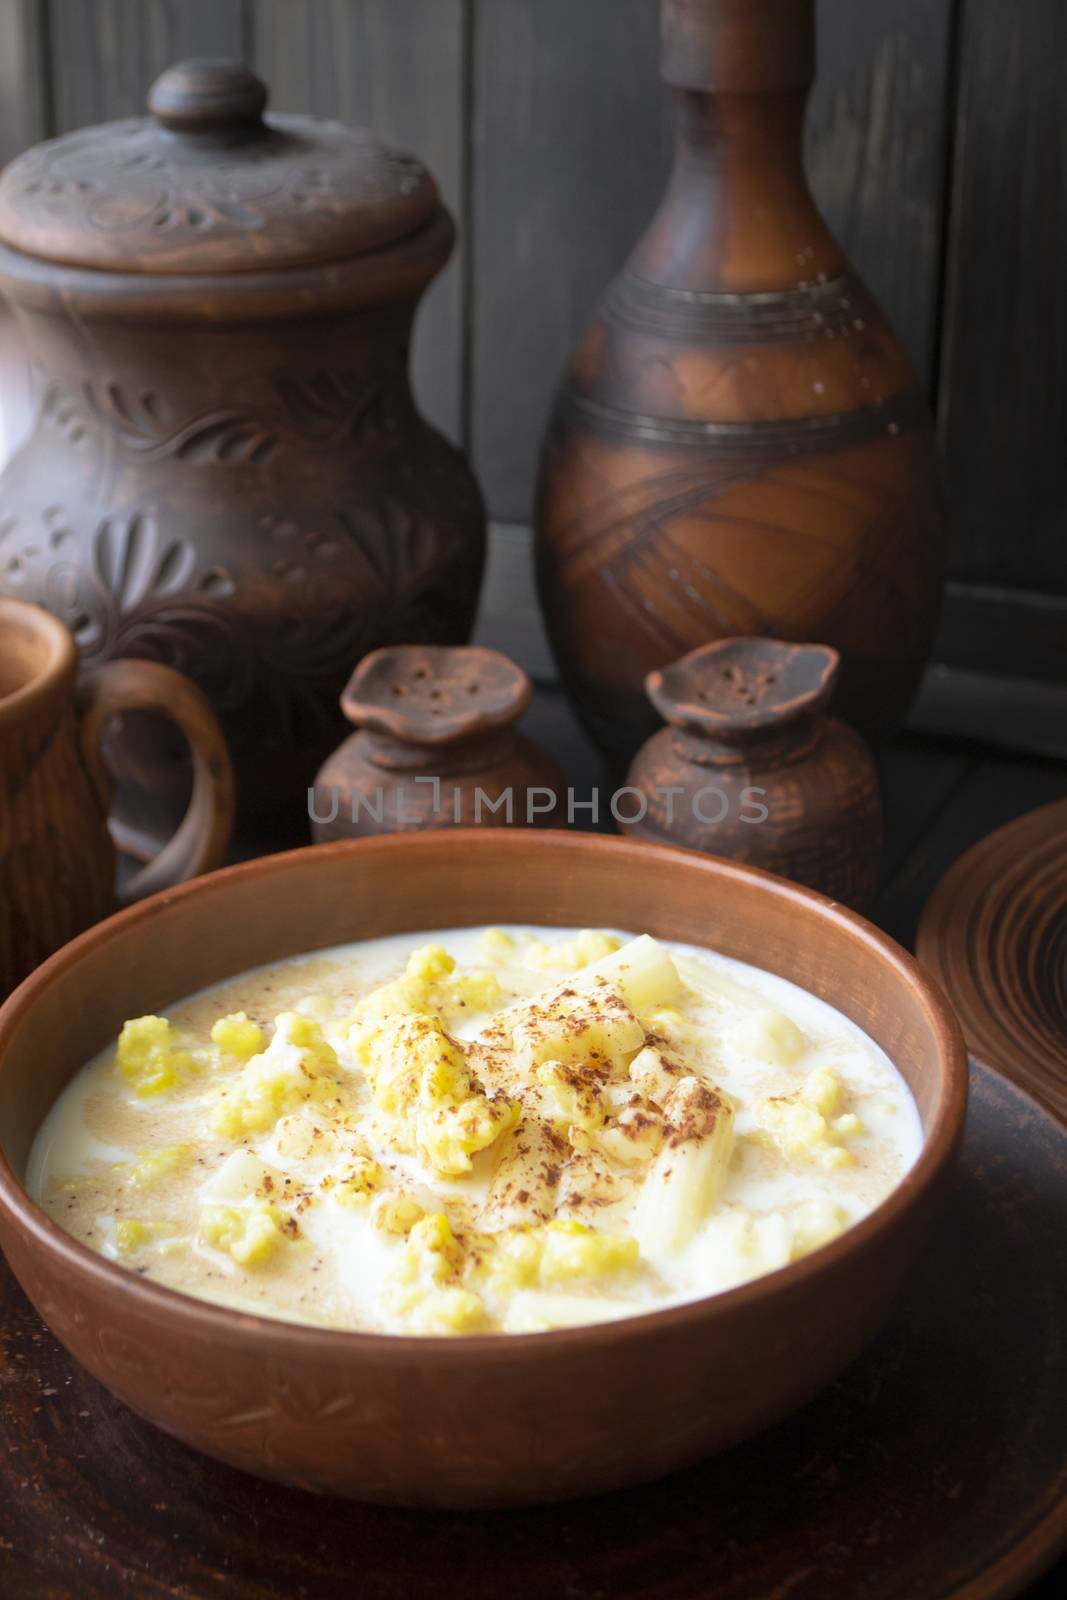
[76,659,235,906]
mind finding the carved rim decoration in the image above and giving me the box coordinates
[0,60,441,276]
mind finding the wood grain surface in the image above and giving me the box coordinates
[250,0,468,441]
[918,798,1067,1124]
[940,0,1067,593]
[470,0,670,520]
[0,1063,1063,1598]
[806,0,955,393]
[47,0,245,129]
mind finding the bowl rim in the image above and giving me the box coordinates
[0,829,969,1363]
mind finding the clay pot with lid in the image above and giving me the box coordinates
[620,637,882,910]
[311,645,565,840]
[0,59,486,843]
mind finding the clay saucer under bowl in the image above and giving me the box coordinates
[0,831,967,1508]
[917,797,1067,1124]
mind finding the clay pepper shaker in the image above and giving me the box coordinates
[619,638,882,910]
[310,645,565,840]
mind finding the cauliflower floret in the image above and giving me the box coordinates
[800,1063,843,1116]
[790,1197,850,1257]
[755,1067,858,1170]
[372,1191,428,1235]
[522,930,622,973]
[351,945,455,1032]
[539,1219,640,1284]
[115,1016,193,1098]
[444,969,502,1015]
[211,1012,265,1061]
[273,1113,338,1162]
[353,944,500,1032]
[480,927,515,960]
[210,1013,340,1139]
[697,1211,794,1290]
[332,1157,384,1207]
[406,946,456,986]
[128,1145,189,1187]
[114,1218,152,1252]
[198,1200,285,1266]
[414,1287,487,1333]
[395,1211,464,1286]
[833,1112,864,1137]
[352,1011,517,1177]
[417,1093,518,1177]
[482,1227,545,1294]
[536,1058,609,1133]
[353,1013,467,1117]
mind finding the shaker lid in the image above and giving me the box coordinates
[341,646,533,747]
[0,58,441,275]
[646,638,839,742]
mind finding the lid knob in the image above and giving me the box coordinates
[148,58,268,137]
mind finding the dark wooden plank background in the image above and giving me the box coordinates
[251,0,468,440]
[0,0,1065,690]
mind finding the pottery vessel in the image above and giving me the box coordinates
[311,644,564,839]
[622,637,881,909]
[0,830,966,1505]
[0,596,233,997]
[918,797,1067,1124]
[0,59,486,842]
[535,0,947,760]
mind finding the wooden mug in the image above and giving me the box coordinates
[0,597,234,996]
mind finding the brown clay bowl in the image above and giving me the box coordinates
[0,831,967,1508]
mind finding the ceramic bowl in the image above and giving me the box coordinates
[0,831,967,1507]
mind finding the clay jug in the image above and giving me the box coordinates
[536,0,947,761]
[0,597,233,996]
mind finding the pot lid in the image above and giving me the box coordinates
[0,58,440,275]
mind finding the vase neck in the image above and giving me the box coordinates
[662,0,815,95]
[636,0,841,293]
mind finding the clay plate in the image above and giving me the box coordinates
[917,798,1067,1123]
[0,1061,1062,1599]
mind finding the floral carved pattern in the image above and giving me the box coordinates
[0,114,432,270]
[0,356,483,829]
[0,486,478,752]
[38,371,389,467]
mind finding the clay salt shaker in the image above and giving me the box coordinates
[311,646,564,841]
[620,638,881,910]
